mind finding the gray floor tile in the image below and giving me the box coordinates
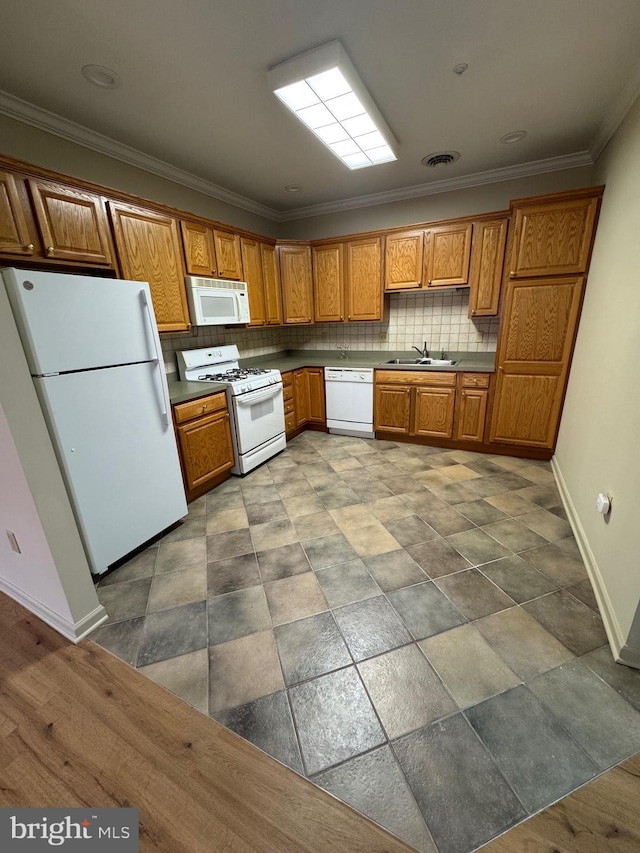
[515,483,563,509]
[418,505,475,536]
[435,569,516,621]
[529,660,640,769]
[250,518,299,551]
[100,546,157,586]
[289,666,385,775]
[383,515,439,546]
[275,611,351,685]
[302,532,359,570]
[485,492,540,517]
[138,647,209,714]
[406,538,472,578]
[206,528,253,561]
[315,560,381,608]
[567,578,600,612]
[316,483,363,509]
[517,508,573,542]
[208,629,284,714]
[312,746,436,853]
[207,552,261,596]
[388,582,466,640]
[98,577,151,624]
[137,600,207,667]
[245,499,288,525]
[256,541,311,582]
[264,572,328,626]
[90,616,144,665]
[393,713,526,853]
[363,550,429,591]
[456,499,510,526]
[446,528,513,566]
[334,596,412,662]
[520,542,588,586]
[240,484,281,505]
[155,537,206,575]
[429,481,479,505]
[359,644,456,738]
[582,646,640,711]
[482,518,550,552]
[292,510,340,541]
[480,555,558,603]
[208,585,271,645]
[147,567,206,613]
[213,690,303,774]
[466,684,597,813]
[161,516,206,543]
[475,606,575,680]
[523,589,608,655]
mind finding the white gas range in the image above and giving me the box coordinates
[177,345,285,475]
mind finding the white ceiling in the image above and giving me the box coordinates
[2,0,640,220]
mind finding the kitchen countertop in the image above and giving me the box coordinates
[167,350,495,405]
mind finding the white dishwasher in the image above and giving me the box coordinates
[325,367,374,439]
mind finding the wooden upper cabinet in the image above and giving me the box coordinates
[109,201,190,333]
[385,230,424,290]
[425,222,472,287]
[181,221,216,276]
[240,237,266,327]
[213,230,243,279]
[346,237,383,321]
[0,170,34,256]
[468,218,508,317]
[313,243,344,322]
[279,243,313,324]
[509,194,600,278]
[489,275,585,449]
[260,243,283,325]
[27,178,113,265]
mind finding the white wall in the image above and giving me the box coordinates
[0,284,106,641]
[554,94,640,666]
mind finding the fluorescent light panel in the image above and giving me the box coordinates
[268,41,397,170]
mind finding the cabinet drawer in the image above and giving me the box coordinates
[375,369,456,387]
[285,411,297,434]
[282,371,293,387]
[284,398,295,415]
[173,392,227,424]
[283,385,294,403]
[461,373,491,389]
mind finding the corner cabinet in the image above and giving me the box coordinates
[173,392,234,501]
[278,243,313,324]
[283,367,326,436]
[109,201,191,332]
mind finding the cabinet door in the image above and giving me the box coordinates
[306,368,326,423]
[279,244,313,324]
[0,171,34,256]
[261,243,283,325]
[282,372,296,435]
[176,411,234,492]
[468,218,508,317]
[385,230,424,290]
[374,384,411,433]
[455,388,488,442]
[489,276,584,448]
[413,387,456,437]
[293,369,309,426]
[313,243,344,322]
[109,201,190,332]
[181,221,216,276]
[28,178,113,265]
[240,237,266,327]
[509,196,599,278]
[425,222,472,287]
[213,230,243,279]
[346,237,382,321]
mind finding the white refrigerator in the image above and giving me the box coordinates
[3,268,188,576]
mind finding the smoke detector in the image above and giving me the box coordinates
[421,151,461,168]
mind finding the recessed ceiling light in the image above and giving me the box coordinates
[81,64,121,89]
[421,151,461,168]
[452,63,469,76]
[268,41,397,171]
[285,184,303,192]
[500,130,527,144]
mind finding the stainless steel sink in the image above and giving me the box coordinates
[386,358,457,366]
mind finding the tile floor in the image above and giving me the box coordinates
[93,432,640,853]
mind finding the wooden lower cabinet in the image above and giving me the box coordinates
[374,385,411,433]
[414,387,456,438]
[173,392,234,500]
[293,369,309,427]
[283,368,325,436]
[306,368,326,424]
[374,370,456,438]
[455,387,488,442]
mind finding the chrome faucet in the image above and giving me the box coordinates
[412,341,429,359]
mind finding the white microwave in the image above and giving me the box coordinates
[185,276,250,326]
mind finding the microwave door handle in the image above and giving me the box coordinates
[140,289,171,427]
[235,386,282,406]
[234,290,244,322]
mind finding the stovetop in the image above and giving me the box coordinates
[197,367,271,383]
[177,345,282,395]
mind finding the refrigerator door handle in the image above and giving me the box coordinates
[140,289,171,427]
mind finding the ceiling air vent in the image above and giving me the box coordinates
[421,151,461,168]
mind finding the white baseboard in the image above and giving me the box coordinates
[0,575,108,643]
[551,457,632,664]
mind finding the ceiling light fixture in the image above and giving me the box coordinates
[267,41,397,170]
[81,64,121,89]
[499,130,527,144]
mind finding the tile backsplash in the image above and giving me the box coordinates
[161,289,499,374]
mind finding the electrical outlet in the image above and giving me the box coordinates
[6,529,21,554]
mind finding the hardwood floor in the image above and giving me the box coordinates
[1,589,639,853]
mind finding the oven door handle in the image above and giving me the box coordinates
[235,385,282,407]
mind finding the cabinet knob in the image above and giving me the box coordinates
[509,270,515,276]
[25,243,34,251]
[219,269,224,275]
[47,246,55,255]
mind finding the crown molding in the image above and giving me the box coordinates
[589,62,640,162]
[0,90,281,221]
[278,151,594,221]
